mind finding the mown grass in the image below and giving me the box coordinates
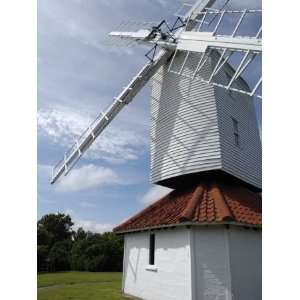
[37,272,128,300]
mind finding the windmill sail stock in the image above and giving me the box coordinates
[51,0,262,184]
[50,49,172,184]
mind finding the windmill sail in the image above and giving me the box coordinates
[170,6,262,98]
[51,2,218,184]
[51,49,172,184]
[51,0,262,184]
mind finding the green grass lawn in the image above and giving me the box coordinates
[37,272,129,300]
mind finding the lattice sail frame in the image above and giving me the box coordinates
[51,0,262,184]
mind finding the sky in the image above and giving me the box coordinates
[37,0,261,233]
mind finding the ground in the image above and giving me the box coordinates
[37,272,129,300]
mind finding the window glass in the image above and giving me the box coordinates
[232,118,240,146]
[149,234,155,265]
[232,118,239,133]
[234,133,240,146]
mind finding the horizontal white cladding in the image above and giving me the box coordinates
[214,86,262,188]
[151,162,223,183]
[150,147,222,165]
[150,52,221,184]
[150,49,261,189]
[151,131,221,149]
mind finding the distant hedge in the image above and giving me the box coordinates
[37,213,123,273]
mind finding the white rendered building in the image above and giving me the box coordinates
[114,181,262,300]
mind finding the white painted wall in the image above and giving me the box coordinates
[192,226,261,300]
[123,228,192,300]
[123,226,261,300]
[192,226,232,300]
[228,227,262,300]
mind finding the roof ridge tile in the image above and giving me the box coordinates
[179,185,205,222]
[210,182,234,222]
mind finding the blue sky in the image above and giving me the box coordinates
[37,0,261,232]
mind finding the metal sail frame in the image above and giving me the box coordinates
[51,50,172,184]
[168,7,262,98]
[51,0,262,184]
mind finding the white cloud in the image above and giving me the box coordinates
[79,201,96,208]
[38,107,147,164]
[55,164,120,192]
[140,185,172,205]
[73,219,114,233]
[64,208,74,215]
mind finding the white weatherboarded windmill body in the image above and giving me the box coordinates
[51,0,262,299]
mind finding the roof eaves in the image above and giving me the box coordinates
[114,221,262,235]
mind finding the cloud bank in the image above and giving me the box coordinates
[141,185,172,205]
[55,164,120,192]
[38,107,148,164]
[73,218,114,233]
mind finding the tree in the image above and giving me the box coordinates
[38,213,74,244]
[37,226,53,246]
[48,240,72,272]
[37,213,124,273]
[73,227,88,241]
[37,245,49,272]
[100,233,124,271]
[71,239,90,271]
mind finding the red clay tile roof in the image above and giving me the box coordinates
[113,180,261,233]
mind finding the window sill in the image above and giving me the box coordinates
[146,265,158,272]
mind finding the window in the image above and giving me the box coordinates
[234,133,240,146]
[149,233,155,265]
[232,118,238,131]
[232,118,240,147]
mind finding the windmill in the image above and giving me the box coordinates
[50,0,262,192]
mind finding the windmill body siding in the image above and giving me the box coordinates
[150,52,222,184]
[122,226,261,300]
[150,51,261,189]
[215,87,262,188]
[122,228,192,300]
[213,55,262,188]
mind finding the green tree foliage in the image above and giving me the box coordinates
[70,231,124,272]
[37,226,53,245]
[38,213,74,243]
[73,227,87,241]
[48,240,72,272]
[37,245,49,272]
[71,239,89,271]
[37,213,124,273]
